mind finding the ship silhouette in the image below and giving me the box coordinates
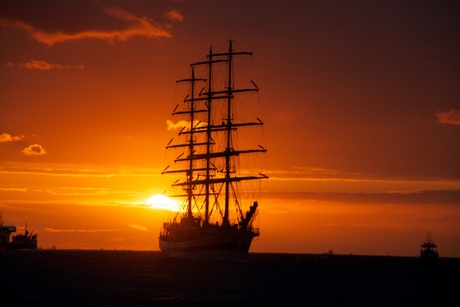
[420,231,439,259]
[159,41,267,260]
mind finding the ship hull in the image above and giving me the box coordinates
[420,249,439,259]
[9,240,38,250]
[159,228,256,261]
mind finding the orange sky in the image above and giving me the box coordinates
[1,0,459,257]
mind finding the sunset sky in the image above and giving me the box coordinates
[1,0,459,257]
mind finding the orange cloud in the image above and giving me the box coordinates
[166,119,207,130]
[0,132,24,142]
[165,9,184,22]
[45,228,115,233]
[16,60,84,70]
[128,224,148,232]
[0,6,171,46]
[22,144,47,156]
[0,162,161,178]
[166,119,187,131]
[436,108,460,126]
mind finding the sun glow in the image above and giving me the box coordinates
[146,194,181,212]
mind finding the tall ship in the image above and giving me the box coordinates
[159,40,268,260]
[420,231,439,259]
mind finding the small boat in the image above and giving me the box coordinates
[158,40,267,260]
[420,231,439,259]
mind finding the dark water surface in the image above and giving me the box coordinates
[1,250,458,306]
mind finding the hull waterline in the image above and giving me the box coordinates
[160,227,257,260]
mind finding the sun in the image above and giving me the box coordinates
[146,194,181,212]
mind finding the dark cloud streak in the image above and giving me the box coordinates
[0,1,126,33]
[0,0,177,45]
[265,190,460,206]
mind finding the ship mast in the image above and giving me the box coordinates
[204,46,214,224]
[224,40,233,224]
[211,40,266,225]
[185,68,197,218]
[162,68,206,219]
[190,46,227,224]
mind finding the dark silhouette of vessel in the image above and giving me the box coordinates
[159,41,267,260]
[0,213,37,250]
[420,231,439,259]
[10,223,38,250]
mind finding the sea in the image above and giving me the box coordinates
[1,250,458,306]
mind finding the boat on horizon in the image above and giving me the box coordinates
[158,40,268,260]
[0,213,38,250]
[420,231,439,259]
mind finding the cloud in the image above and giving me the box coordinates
[128,224,148,232]
[0,162,162,178]
[0,187,28,192]
[166,119,187,130]
[264,190,460,205]
[13,60,84,70]
[436,108,460,126]
[45,228,115,233]
[166,119,207,130]
[165,9,184,22]
[45,187,111,196]
[0,132,24,142]
[0,3,172,46]
[21,144,47,156]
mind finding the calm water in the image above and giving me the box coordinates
[1,250,458,305]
